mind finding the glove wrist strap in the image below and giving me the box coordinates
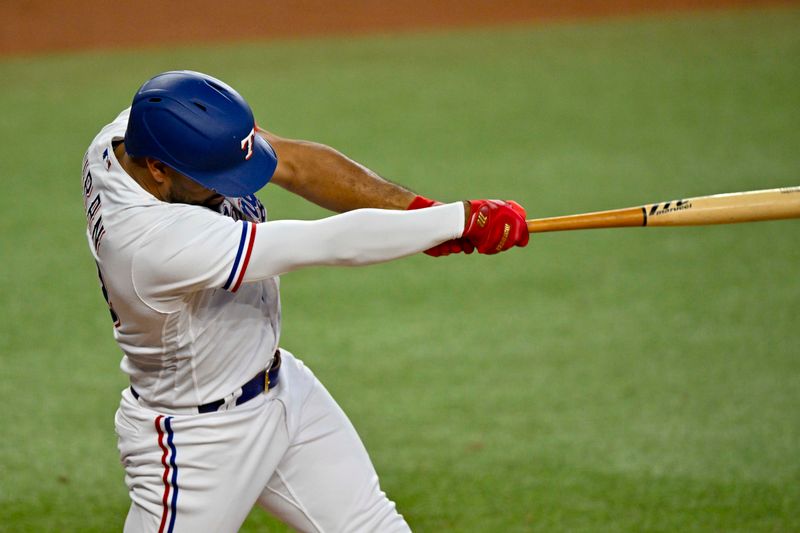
[406,195,439,210]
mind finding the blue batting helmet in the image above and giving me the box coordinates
[125,70,277,197]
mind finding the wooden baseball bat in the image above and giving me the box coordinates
[526,186,800,233]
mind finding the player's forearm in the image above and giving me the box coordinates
[262,133,417,212]
[244,202,465,279]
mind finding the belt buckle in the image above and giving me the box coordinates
[264,370,270,392]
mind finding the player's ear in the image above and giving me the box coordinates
[145,158,171,184]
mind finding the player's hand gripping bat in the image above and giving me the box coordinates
[526,186,800,233]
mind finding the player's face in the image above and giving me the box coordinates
[165,169,225,208]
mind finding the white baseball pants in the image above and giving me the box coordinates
[115,350,410,532]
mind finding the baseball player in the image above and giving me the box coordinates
[82,70,528,532]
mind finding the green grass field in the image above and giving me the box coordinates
[1,7,799,532]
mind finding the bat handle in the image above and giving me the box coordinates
[526,207,645,233]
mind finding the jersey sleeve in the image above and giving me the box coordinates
[132,207,258,312]
[239,202,465,284]
[133,202,465,312]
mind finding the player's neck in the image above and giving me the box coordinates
[115,142,166,201]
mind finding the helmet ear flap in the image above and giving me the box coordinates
[124,70,278,198]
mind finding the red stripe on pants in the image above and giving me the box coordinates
[155,415,171,533]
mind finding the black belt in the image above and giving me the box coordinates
[130,350,281,414]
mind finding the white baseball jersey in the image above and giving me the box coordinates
[83,108,464,410]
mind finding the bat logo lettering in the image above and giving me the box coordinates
[649,200,692,216]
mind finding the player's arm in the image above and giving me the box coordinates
[261,130,416,212]
[133,200,528,310]
[134,203,462,309]
[260,129,481,257]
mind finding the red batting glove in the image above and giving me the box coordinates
[463,200,529,254]
[407,195,475,256]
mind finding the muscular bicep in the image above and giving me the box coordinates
[257,130,306,191]
[257,129,415,212]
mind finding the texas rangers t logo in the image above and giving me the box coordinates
[240,127,256,160]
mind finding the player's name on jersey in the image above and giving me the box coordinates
[83,151,106,252]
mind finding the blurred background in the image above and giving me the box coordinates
[1,1,798,531]
[0,0,789,55]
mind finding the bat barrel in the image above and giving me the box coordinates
[644,187,800,226]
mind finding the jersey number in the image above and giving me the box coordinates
[96,263,121,328]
